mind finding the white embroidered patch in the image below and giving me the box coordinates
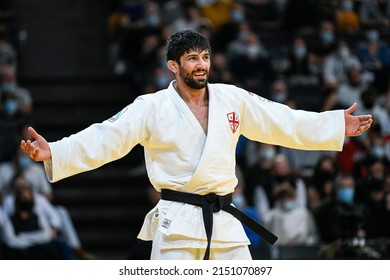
[161,218,171,229]
[108,107,129,123]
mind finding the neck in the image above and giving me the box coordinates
[174,80,208,106]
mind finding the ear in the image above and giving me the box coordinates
[167,60,178,74]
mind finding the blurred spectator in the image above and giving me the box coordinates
[2,173,94,260]
[108,1,163,76]
[356,29,390,93]
[310,20,337,74]
[210,2,246,52]
[315,173,380,259]
[265,183,318,246]
[281,36,320,87]
[322,40,362,85]
[0,147,53,199]
[363,179,390,239]
[0,91,26,162]
[355,154,389,204]
[1,185,66,259]
[269,79,289,104]
[208,51,233,84]
[355,86,390,135]
[198,0,234,31]
[227,26,274,91]
[335,0,360,33]
[0,25,17,68]
[359,0,390,30]
[253,153,307,219]
[323,66,366,111]
[309,155,339,209]
[170,1,213,33]
[1,64,33,114]
[245,143,277,208]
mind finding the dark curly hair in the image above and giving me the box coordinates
[165,30,211,64]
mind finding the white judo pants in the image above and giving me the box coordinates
[150,231,252,260]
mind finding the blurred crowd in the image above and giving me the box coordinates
[2,0,390,259]
[0,3,94,260]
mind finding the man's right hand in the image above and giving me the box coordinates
[20,127,52,161]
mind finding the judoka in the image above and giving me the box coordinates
[20,30,373,260]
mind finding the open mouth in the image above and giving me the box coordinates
[193,72,207,78]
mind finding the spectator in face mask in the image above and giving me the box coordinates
[228,28,274,92]
[355,87,390,135]
[356,29,390,93]
[282,37,320,87]
[0,184,64,259]
[315,173,369,244]
[0,91,27,163]
[310,21,337,71]
[316,173,383,259]
[264,183,318,246]
[253,153,308,219]
[335,0,360,33]
[323,41,362,86]
[0,147,53,200]
[0,65,33,114]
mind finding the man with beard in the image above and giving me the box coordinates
[20,30,372,260]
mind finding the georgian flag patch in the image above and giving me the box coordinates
[227,112,239,133]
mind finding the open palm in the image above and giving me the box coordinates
[344,103,373,137]
[20,127,52,161]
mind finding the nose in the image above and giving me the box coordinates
[196,58,207,69]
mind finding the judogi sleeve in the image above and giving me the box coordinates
[44,97,148,182]
[237,87,345,151]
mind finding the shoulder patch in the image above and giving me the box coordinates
[108,107,129,123]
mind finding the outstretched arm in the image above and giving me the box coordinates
[20,127,52,161]
[344,103,373,137]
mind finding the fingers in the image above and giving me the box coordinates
[355,119,373,136]
[27,126,40,140]
[345,103,358,114]
[20,139,40,160]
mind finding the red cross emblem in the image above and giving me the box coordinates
[227,112,239,133]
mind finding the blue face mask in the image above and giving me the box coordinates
[146,14,159,26]
[371,145,385,159]
[366,30,379,42]
[320,31,334,43]
[2,82,17,92]
[231,10,245,23]
[3,100,18,115]
[18,155,33,169]
[342,0,353,11]
[272,92,287,103]
[293,46,307,59]
[282,200,296,211]
[337,187,354,204]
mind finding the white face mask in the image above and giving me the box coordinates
[338,47,350,59]
[247,45,260,58]
[282,200,296,211]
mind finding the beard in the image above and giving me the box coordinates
[179,67,208,89]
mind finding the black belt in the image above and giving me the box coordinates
[161,189,278,260]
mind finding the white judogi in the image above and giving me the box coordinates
[43,81,345,257]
